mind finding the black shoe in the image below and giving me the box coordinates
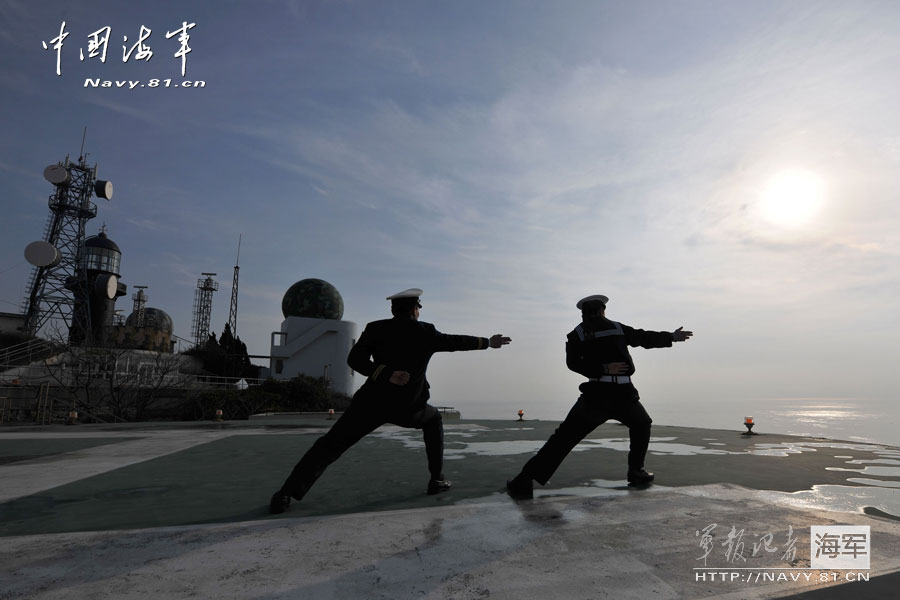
[427,477,452,495]
[506,477,534,499]
[269,491,291,514]
[627,468,655,486]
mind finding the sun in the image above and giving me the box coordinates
[759,168,826,228]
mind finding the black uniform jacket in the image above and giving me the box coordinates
[566,318,673,397]
[347,317,489,410]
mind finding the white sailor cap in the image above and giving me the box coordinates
[386,288,423,301]
[576,294,608,309]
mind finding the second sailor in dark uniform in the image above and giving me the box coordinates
[270,288,511,513]
[506,294,692,498]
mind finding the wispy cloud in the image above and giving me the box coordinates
[81,96,173,129]
[125,217,166,232]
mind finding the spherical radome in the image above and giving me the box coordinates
[282,278,344,320]
[125,307,174,333]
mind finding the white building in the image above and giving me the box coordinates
[269,317,356,395]
[268,278,357,396]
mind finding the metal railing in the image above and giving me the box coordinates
[0,363,267,391]
[34,383,52,425]
[0,382,73,425]
[192,375,267,389]
[0,338,57,366]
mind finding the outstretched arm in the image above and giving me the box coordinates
[430,325,511,352]
[623,324,692,348]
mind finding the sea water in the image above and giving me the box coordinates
[648,396,897,447]
[465,395,897,447]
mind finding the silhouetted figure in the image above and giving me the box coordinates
[506,294,692,498]
[270,288,511,513]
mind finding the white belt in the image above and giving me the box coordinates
[588,375,631,384]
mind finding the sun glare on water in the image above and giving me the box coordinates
[759,168,826,228]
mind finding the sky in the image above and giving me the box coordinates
[1,1,899,433]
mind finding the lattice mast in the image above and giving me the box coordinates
[22,135,113,341]
[227,235,241,337]
[191,273,218,347]
[132,286,148,328]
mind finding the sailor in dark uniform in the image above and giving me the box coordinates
[270,288,511,514]
[506,294,692,498]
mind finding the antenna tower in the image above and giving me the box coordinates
[227,235,241,336]
[132,286,148,328]
[22,133,114,341]
[191,273,218,347]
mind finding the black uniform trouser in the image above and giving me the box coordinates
[279,399,444,500]
[518,387,652,485]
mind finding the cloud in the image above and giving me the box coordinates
[0,0,35,48]
[0,159,35,178]
[366,33,428,76]
[155,251,204,287]
[81,96,173,129]
[125,217,166,232]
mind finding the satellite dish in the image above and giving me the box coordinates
[24,241,62,267]
[94,179,113,200]
[106,275,119,299]
[94,274,119,300]
[43,164,70,185]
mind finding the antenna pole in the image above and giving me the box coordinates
[79,127,87,161]
[228,235,241,337]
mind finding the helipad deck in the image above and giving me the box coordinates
[1,418,898,599]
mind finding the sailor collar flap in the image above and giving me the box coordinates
[574,321,624,342]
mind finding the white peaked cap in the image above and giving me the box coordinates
[386,288,424,300]
[576,294,609,309]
